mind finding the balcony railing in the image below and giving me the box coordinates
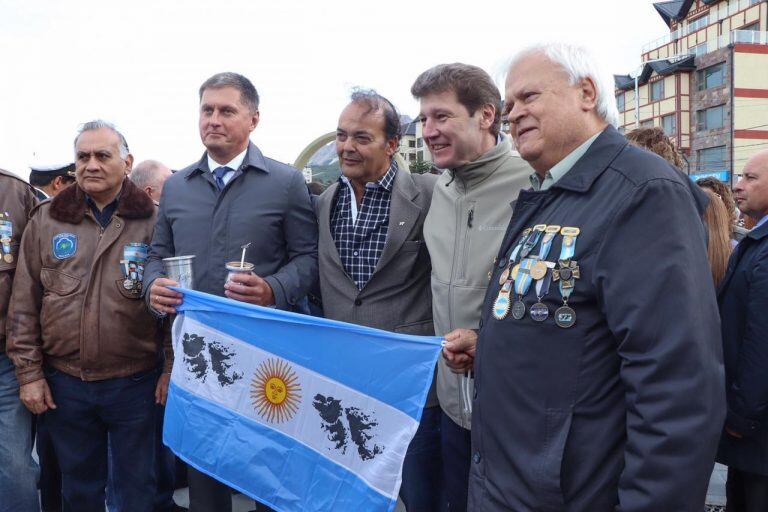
[641,0,764,54]
[700,29,768,54]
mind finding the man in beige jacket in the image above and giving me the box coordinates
[412,63,532,512]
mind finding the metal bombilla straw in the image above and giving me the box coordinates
[240,242,251,269]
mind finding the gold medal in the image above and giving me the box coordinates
[498,266,511,286]
[545,225,561,234]
[533,224,547,232]
[3,253,12,263]
[530,260,548,280]
[510,263,521,281]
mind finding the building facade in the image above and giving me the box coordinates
[615,0,768,184]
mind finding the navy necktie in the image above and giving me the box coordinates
[213,166,231,190]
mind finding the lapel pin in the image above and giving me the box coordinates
[398,221,405,226]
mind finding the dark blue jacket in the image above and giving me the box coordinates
[469,126,725,511]
[144,143,318,310]
[717,219,768,475]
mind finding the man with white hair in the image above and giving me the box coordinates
[444,43,725,510]
[129,160,172,203]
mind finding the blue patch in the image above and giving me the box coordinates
[52,233,77,260]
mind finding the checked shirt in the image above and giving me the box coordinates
[330,161,398,290]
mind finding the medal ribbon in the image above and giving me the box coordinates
[536,231,557,261]
[535,268,553,300]
[557,230,579,302]
[518,228,544,261]
[514,259,535,297]
[508,229,532,264]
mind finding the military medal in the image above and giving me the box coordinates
[511,300,526,320]
[529,260,547,280]
[528,224,559,281]
[511,258,536,320]
[121,243,149,295]
[530,267,554,322]
[554,306,576,328]
[553,227,581,329]
[0,217,13,264]
[498,266,510,286]
[493,281,513,320]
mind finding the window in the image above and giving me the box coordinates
[692,42,709,57]
[686,14,710,35]
[742,22,760,31]
[617,92,625,112]
[408,140,416,148]
[662,114,677,135]
[640,119,654,128]
[697,105,725,131]
[417,139,423,148]
[698,146,727,172]
[650,80,665,101]
[697,63,725,90]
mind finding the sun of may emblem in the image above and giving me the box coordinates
[252,358,302,423]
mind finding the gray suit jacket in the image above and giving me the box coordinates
[317,165,437,337]
[144,142,318,311]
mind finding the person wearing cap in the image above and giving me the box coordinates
[29,163,76,200]
[7,120,172,512]
[144,72,317,512]
[0,168,40,512]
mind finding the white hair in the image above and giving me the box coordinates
[74,119,130,158]
[508,42,619,128]
[130,160,170,189]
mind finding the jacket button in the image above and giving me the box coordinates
[115,222,121,228]
[473,452,481,464]
[354,299,362,306]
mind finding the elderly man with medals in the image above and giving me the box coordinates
[444,43,724,511]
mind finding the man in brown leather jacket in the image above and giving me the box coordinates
[0,168,40,512]
[7,120,171,512]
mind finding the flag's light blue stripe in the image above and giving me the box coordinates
[174,288,442,420]
[165,381,396,512]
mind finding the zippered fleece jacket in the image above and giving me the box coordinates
[424,135,532,429]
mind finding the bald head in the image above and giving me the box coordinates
[733,150,768,220]
[130,159,172,202]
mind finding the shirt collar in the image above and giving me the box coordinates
[529,131,601,191]
[339,160,398,193]
[207,147,248,174]
[755,215,768,229]
[84,190,121,212]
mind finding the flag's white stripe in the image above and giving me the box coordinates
[171,315,418,500]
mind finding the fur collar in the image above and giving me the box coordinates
[50,178,154,224]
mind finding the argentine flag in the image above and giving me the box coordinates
[164,288,442,512]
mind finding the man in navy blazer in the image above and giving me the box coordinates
[717,149,768,511]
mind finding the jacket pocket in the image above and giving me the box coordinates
[40,268,80,296]
[536,408,573,511]
[394,319,434,336]
[115,279,143,300]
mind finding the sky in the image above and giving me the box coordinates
[0,0,669,178]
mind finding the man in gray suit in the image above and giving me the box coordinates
[316,90,440,510]
[145,72,318,512]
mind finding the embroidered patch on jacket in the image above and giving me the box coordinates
[52,233,77,260]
